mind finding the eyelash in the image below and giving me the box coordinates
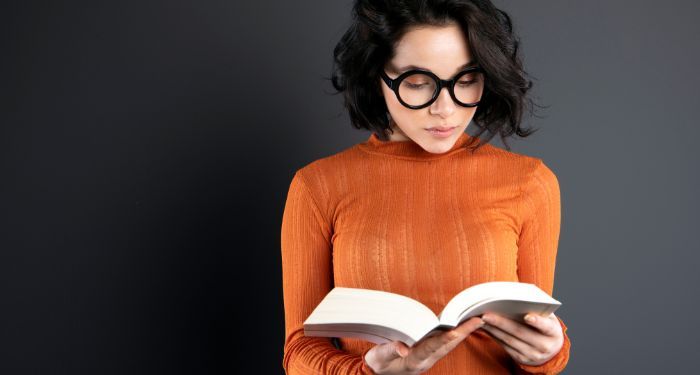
[404,79,478,89]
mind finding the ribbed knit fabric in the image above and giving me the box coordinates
[280,130,571,374]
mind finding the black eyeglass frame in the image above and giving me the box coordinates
[380,66,485,110]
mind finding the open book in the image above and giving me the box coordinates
[303,281,561,347]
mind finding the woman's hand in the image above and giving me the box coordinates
[363,317,484,374]
[480,312,564,366]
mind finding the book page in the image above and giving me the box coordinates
[455,299,560,325]
[303,287,440,345]
[438,282,560,326]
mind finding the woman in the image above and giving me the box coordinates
[280,1,571,374]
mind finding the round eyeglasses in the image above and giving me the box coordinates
[380,67,485,109]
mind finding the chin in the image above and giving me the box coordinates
[419,139,453,154]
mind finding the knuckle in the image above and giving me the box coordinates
[532,351,547,363]
[541,342,555,354]
[503,335,514,347]
[424,339,442,354]
[489,315,501,325]
[444,330,461,342]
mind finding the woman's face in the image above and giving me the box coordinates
[380,23,482,153]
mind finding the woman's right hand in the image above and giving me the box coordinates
[363,317,485,374]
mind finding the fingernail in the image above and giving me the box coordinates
[524,314,536,323]
[482,314,491,323]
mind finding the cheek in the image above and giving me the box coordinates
[381,87,418,120]
[387,101,422,128]
[381,86,398,111]
[462,106,478,120]
[381,89,402,115]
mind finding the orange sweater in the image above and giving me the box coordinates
[280,131,571,374]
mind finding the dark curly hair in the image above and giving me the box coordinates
[329,0,541,152]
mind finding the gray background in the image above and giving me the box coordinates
[270,0,700,373]
[2,0,698,374]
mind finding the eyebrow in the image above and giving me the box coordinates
[390,60,478,75]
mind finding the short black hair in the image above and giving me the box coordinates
[329,0,541,152]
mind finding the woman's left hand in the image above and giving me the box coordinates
[480,312,564,366]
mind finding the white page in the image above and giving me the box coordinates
[303,287,440,344]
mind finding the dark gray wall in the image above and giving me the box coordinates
[2,1,698,374]
[491,1,700,373]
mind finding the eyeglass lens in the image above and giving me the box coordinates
[397,70,484,107]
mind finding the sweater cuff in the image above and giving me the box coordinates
[516,316,571,374]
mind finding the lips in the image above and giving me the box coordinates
[427,126,456,131]
[426,126,456,138]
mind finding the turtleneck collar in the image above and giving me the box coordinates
[357,130,476,161]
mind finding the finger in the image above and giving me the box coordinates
[393,341,410,358]
[481,313,544,350]
[412,317,484,362]
[455,316,486,336]
[366,341,408,366]
[523,313,560,337]
[443,317,485,349]
[481,323,533,357]
[498,336,532,365]
[483,326,556,366]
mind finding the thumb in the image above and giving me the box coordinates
[393,341,410,358]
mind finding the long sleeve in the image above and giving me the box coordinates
[279,132,573,374]
[280,171,375,375]
[514,160,571,375]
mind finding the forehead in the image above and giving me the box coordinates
[388,23,473,77]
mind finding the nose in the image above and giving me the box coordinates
[428,86,456,118]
